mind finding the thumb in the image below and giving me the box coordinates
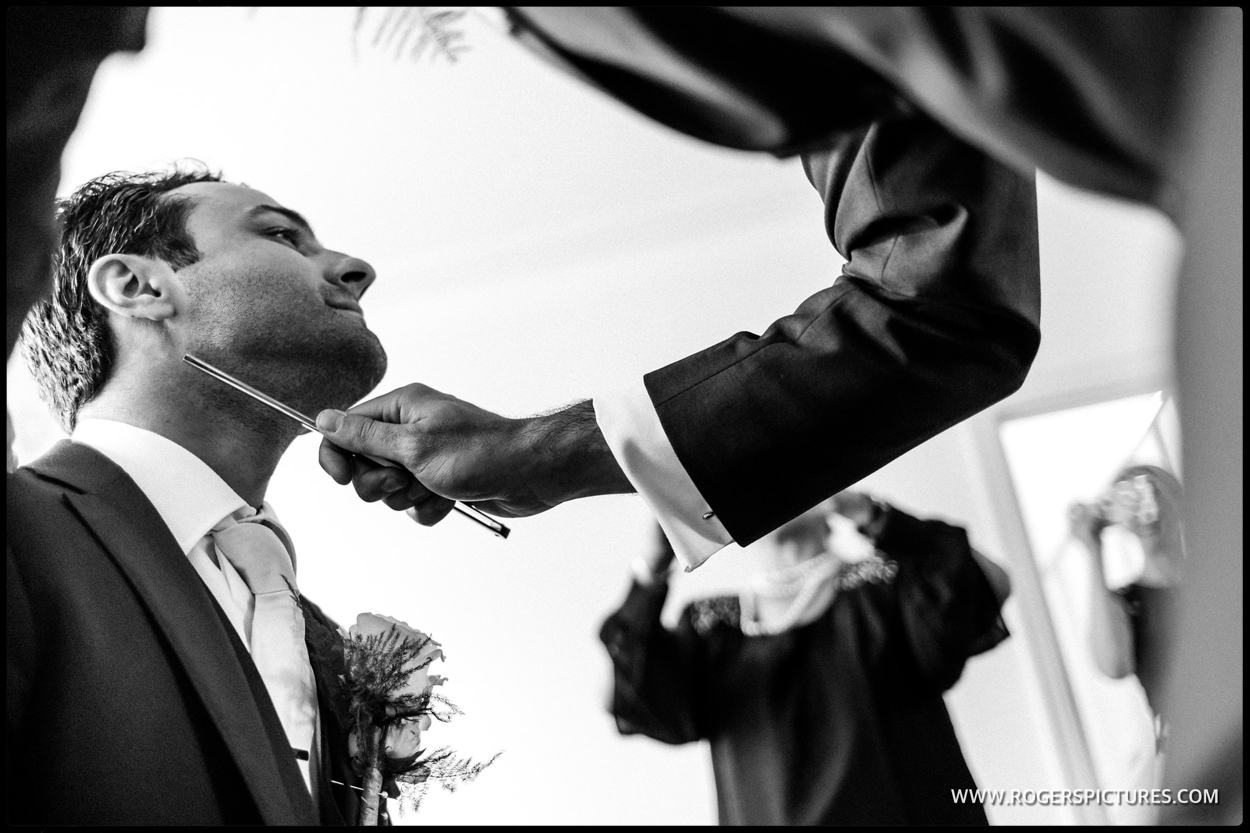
[315,408,413,466]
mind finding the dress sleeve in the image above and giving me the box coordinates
[873,507,1010,691]
[598,580,711,745]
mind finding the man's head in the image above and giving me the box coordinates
[1099,464,1185,584]
[767,496,876,565]
[22,164,388,433]
[771,502,831,553]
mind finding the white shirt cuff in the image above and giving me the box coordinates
[594,378,733,571]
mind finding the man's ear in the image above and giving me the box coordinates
[86,253,188,322]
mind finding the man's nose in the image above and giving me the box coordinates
[327,254,377,298]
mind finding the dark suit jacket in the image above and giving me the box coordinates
[510,8,1042,546]
[6,441,368,825]
[509,8,1206,213]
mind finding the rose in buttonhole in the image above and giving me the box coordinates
[384,713,434,759]
[344,614,446,763]
[349,714,434,761]
[341,612,450,825]
[349,613,447,709]
[319,607,495,824]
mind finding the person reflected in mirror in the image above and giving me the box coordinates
[598,492,1012,825]
[1068,464,1185,750]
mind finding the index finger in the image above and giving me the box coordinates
[344,383,443,424]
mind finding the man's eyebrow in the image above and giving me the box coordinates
[247,204,315,237]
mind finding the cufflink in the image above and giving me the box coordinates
[702,510,716,520]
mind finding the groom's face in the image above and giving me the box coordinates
[168,181,389,414]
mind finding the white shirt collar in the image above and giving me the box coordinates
[71,418,282,556]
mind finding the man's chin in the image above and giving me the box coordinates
[286,331,388,414]
[326,342,389,410]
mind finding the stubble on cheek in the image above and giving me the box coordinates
[186,277,388,415]
[258,308,389,414]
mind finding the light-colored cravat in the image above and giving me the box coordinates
[210,508,318,793]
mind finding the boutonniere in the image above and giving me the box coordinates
[302,607,498,824]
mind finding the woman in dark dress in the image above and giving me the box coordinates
[600,493,1012,825]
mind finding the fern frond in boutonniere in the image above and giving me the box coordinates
[335,613,497,825]
[392,743,502,816]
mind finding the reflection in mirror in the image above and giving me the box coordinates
[999,392,1182,824]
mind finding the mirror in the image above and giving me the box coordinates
[998,390,1181,824]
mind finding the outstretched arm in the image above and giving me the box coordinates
[1068,501,1137,680]
[645,111,1040,545]
[316,109,1040,552]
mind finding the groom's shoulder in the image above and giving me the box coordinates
[8,446,80,521]
[7,440,139,553]
[13,439,129,495]
[7,448,115,627]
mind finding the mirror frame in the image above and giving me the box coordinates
[968,370,1172,825]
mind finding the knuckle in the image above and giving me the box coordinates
[350,414,376,444]
[396,434,424,470]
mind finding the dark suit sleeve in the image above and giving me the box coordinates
[645,109,1040,546]
[6,537,35,795]
[599,581,710,745]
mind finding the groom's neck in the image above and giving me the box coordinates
[79,384,297,507]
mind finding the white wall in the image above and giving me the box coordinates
[6,7,1181,824]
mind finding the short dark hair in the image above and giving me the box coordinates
[21,163,224,432]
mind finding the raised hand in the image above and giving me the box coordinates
[828,490,877,529]
[1068,500,1108,552]
[315,384,632,525]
